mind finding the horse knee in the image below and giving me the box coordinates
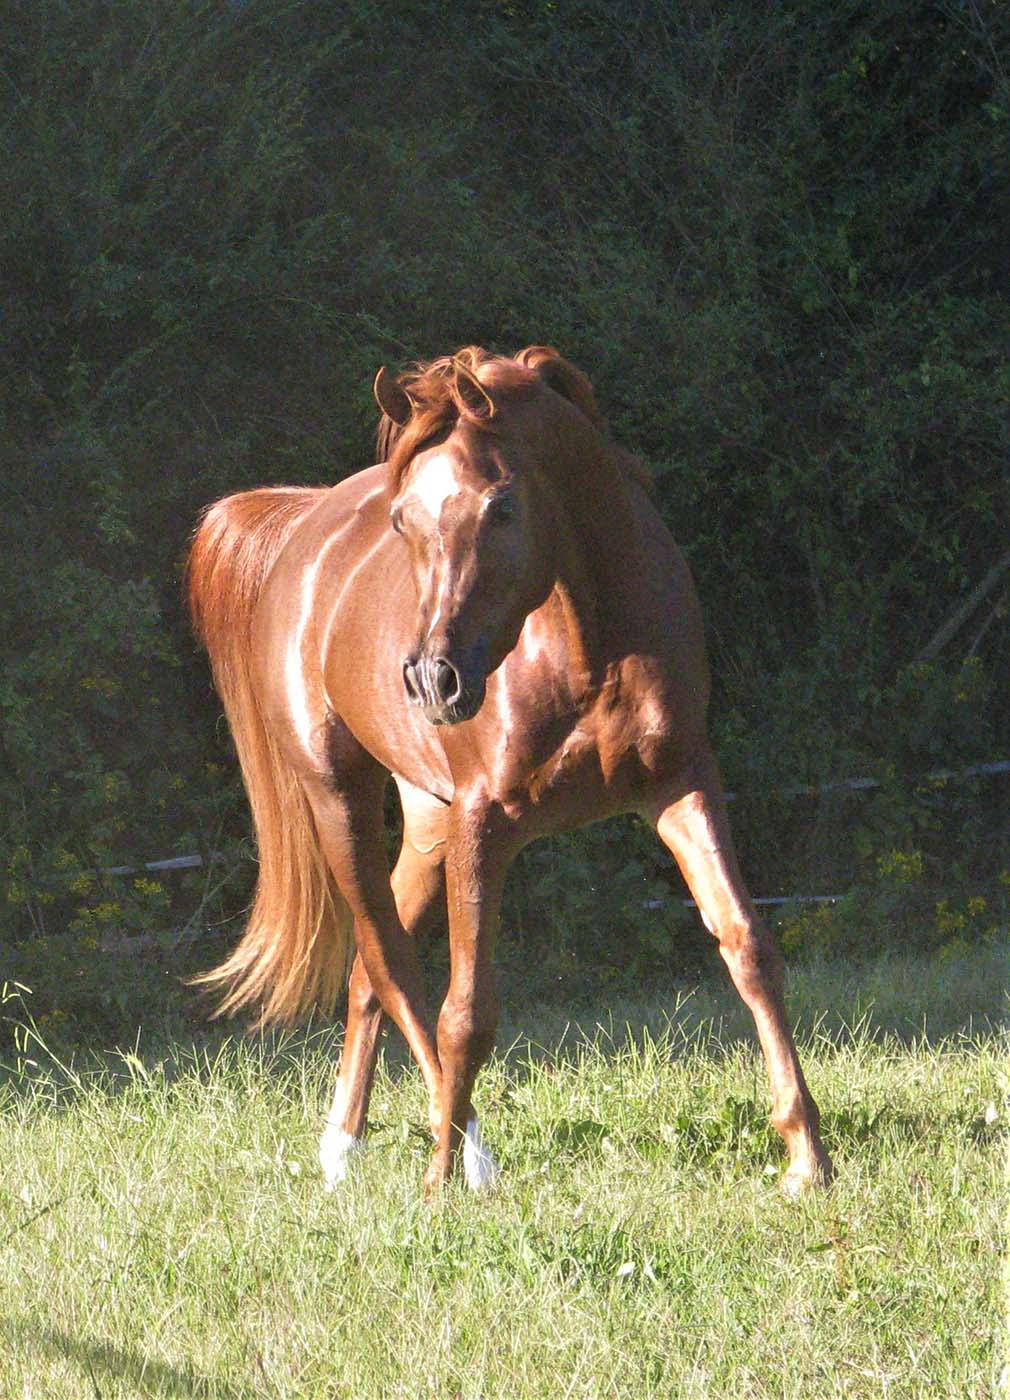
[719,920,783,997]
[437,991,499,1069]
[347,960,381,1020]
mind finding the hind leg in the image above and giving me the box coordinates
[319,954,385,1186]
[319,778,448,1187]
[651,749,833,1193]
[303,762,446,1157]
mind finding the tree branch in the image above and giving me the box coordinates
[916,551,1010,665]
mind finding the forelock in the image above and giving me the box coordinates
[381,348,538,489]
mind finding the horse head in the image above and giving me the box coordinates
[376,348,572,726]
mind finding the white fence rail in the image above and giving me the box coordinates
[102,757,1010,906]
[725,758,1010,802]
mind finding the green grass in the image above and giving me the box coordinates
[1,946,1007,1399]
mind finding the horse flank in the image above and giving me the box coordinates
[187,486,355,1025]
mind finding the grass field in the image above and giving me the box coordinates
[1,945,1007,1399]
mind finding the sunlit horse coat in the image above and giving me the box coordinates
[188,346,831,1193]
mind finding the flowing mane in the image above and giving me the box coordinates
[377,344,652,492]
[378,347,537,487]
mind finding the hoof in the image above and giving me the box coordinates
[319,1125,365,1191]
[462,1116,501,1191]
[422,1161,448,1198]
[780,1154,834,1198]
[422,1118,502,1196]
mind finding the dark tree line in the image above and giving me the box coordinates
[1,0,1007,1013]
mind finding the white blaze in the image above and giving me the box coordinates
[411,453,461,520]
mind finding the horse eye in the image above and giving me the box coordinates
[487,493,516,525]
[390,509,404,535]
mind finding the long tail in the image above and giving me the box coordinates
[187,487,354,1026]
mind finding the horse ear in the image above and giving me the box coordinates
[515,345,604,429]
[373,366,412,426]
[452,359,495,420]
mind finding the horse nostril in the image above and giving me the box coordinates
[403,657,421,703]
[433,657,461,704]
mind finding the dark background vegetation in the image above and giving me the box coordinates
[1,0,1008,1042]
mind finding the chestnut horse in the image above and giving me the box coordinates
[188,346,832,1194]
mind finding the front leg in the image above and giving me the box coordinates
[651,750,833,1193]
[424,797,512,1193]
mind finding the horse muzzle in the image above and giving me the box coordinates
[402,640,488,726]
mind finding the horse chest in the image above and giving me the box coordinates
[522,692,681,825]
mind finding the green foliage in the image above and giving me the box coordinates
[0,0,1007,980]
[0,933,210,1053]
[502,817,706,987]
[0,428,251,943]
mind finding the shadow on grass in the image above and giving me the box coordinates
[1,942,1006,1114]
[1,1315,253,1398]
[497,941,1010,1058]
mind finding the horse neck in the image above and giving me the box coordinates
[540,419,641,682]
